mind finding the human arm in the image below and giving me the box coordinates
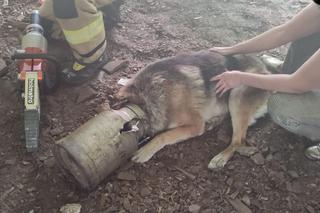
[211,3,320,55]
[212,48,320,95]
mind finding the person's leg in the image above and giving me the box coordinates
[51,0,109,85]
[282,32,320,74]
[97,0,124,30]
[268,91,320,160]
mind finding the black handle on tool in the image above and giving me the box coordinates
[12,51,56,62]
[11,51,61,71]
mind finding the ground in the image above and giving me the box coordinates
[0,0,319,212]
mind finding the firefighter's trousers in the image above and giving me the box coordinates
[40,0,119,64]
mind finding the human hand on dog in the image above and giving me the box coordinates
[211,71,242,96]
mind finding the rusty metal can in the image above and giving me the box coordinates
[54,104,147,189]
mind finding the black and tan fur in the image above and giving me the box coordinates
[117,50,270,169]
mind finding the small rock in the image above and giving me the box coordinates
[226,177,234,186]
[27,187,36,193]
[242,195,251,206]
[16,183,24,190]
[21,161,31,165]
[76,86,97,104]
[39,156,48,161]
[97,71,105,82]
[102,60,128,74]
[251,153,265,165]
[193,16,203,20]
[117,171,136,181]
[60,203,81,213]
[50,126,64,136]
[4,159,16,165]
[140,187,151,196]
[260,196,268,201]
[44,158,56,168]
[117,78,130,86]
[266,153,273,161]
[188,204,201,213]
[287,170,299,179]
[28,210,34,213]
[236,146,258,157]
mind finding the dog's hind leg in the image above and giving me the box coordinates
[132,112,205,163]
[208,86,269,169]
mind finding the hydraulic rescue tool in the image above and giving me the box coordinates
[12,10,59,152]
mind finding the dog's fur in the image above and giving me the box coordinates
[117,50,270,169]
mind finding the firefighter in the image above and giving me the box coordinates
[39,0,123,85]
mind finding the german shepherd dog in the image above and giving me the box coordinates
[117,50,270,169]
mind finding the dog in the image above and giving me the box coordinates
[117,50,270,169]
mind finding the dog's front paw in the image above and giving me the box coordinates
[131,146,155,163]
[208,153,229,170]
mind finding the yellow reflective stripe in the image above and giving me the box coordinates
[62,13,105,45]
[73,62,86,71]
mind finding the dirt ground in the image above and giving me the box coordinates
[0,0,320,212]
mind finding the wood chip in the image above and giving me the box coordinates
[60,203,81,213]
[117,171,137,181]
[0,187,15,202]
[102,60,128,74]
[228,198,252,213]
[172,165,196,180]
[305,205,315,213]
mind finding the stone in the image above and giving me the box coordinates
[241,195,251,206]
[27,187,36,193]
[102,60,128,74]
[60,204,81,213]
[140,187,151,197]
[117,171,136,181]
[44,158,56,168]
[188,204,201,213]
[226,177,234,186]
[76,86,97,104]
[251,153,265,165]
[288,170,299,179]
[4,159,16,165]
[236,146,258,157]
